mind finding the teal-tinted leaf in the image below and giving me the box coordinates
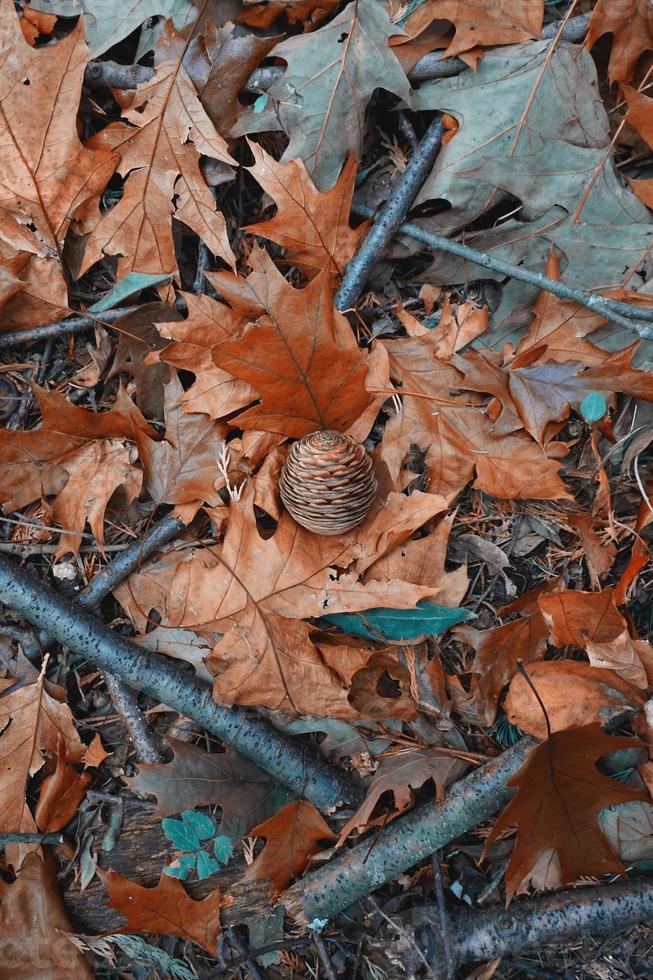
[321,601,473,642]
[89,272,172,313]
[197,850,220,880]
[213,835,234,865]
[181,810,216,840]
[164,853,197,879]
[162,817,201,852]
[253,94,268,114]
[580,391,608,422]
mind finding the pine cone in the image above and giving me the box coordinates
[280,430,377,535]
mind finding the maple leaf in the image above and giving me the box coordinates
[245,142,364,281]
[504,661,646,739]
[0,671,84,855]
[403,0,543,59]
[233,0,411,189]
[78,22,236,280]
[0,853,93,978]
[585,0,653,85]
[244,800,336,897]
[484,726,648,901]
[99,868,224,955]
[339,748,468,840]
[134,373,227,521]
[115,488,448,715]
[0,0,116,319]
[126,737,293,840]
[538,588,634,650]
[184,23,278,138]
[211,248,371,438]
[238,0,340,30]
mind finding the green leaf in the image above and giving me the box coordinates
[88,272,173,314]
[213,835,234,865]
[580,391,608,422]
[162,817,201,852]
[197,850,220,880]
[321,601,473,642]
[164,853,197,880]
[180,810,216,840]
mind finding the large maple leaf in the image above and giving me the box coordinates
[485,726,648,901]
[233,0,411,189]
[78,22,236,280]
[244,142,364,282]
[114,488,450,715]
[0,0,116,320]
[211,248,371,438]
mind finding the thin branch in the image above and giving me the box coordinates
[0,306,139,351]
[335,115,444,311]
[282,737,537,925]
[0,556,362,812]
[83,14,591,93]
[351,205,653,338]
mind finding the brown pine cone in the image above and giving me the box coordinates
[280,430,377,535]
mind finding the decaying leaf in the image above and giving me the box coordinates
[126,737,293,840]
[585,0,653,84]
[238,0,339,30]
[402,0,543,59]
[484,726,647,901]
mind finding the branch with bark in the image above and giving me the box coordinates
[0,556,361,812]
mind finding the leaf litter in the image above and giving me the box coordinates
[0,0,652,977]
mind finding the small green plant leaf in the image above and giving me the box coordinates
[162,817,201,852]
[321,601,473,642]
[180,810,216,840]
[164,853,197,880]
[580,391,608,422]
[213,835,234,865]
[197,850,220,879]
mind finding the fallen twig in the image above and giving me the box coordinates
[352,205,653,338]
[0,306,139,351]
[281,737,537,925]
[335,115,444,311]
[83,14,591,94]
[0,556,362,811]
[0,831,62,845]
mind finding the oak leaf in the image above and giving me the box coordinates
[233,0,411,189]
[484,726,648,901]
[99,868,225,954]
[35,735,91,833]
[244,143,364,282]
[585,0,653,84]
[0,852,93,978]
[537,588,646,656]
[211,248,371,437]
[126,737,293,840]
[0,671,84,858]
[504,661,646,739]
[79,23,236,280]
[403,0,543,59]
[0,0,116,320]
[244,800,336,897]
